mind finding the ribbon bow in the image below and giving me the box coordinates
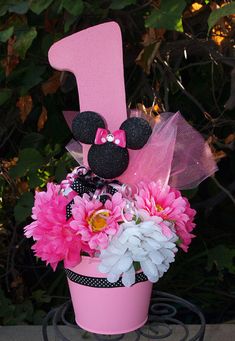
[95,128,126,148]
[65,170,120,220]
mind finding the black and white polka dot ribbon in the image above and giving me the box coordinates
[66,199,74,219]
[65,268,148,288]
[65,173,120,220]
[71,178,97,195]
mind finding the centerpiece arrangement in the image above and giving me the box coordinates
[24,22,217,335]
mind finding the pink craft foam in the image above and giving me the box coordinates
[67,256,153,335]
[48,22,127,165]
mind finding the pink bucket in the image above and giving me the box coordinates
[66,256,153,335]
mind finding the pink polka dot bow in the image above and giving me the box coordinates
[94,128,126,148]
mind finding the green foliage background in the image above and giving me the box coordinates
[0,0,235,325]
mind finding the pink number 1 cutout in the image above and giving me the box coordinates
[48,22,128,165]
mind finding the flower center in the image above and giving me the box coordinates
[87,210,110,232]
[155,203,169,220]
[156,204,163,212]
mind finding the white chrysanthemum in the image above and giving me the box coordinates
[98,220,178,287]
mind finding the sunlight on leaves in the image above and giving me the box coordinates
[208,2,235,33]
[191,2,203,12]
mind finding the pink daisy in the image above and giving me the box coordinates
[24,183,88,270]
[70,192,125,251]
[135,181,196,252]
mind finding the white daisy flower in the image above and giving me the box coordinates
[98,220,178,287]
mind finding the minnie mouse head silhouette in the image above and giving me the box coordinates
[72,111,152,179]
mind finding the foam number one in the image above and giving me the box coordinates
[48,22,128,164]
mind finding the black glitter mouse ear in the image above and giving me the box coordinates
[72,111,106,144]
[120,117,152,150]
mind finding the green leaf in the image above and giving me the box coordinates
[207,245,235,274]
[0,26,14,43]
[0,288,15,319]
[22,66,46,94]
[64,14,77,32]
[18,148,44,168]
[55,160,67,182]
[14,27,37,59]
[33,310,46,324]
[62,0,84,16]
[9,1,29,14]
[41,32,63,55]
[14,300,34,323]
[28,172,42,189]
[145,0,186,32]
[21,132,45,150]
[14,192,34,224]
[133,261,141,271]
[44,143,62,157]
[0,65,5,83]
[0,5,7,16]
[176,238,183,246]
[0,0,29,16]
[208,2,235,33]
[7,62,46,94]
[110,0,136,10]
[9,148,44,178]
[32,290,51,303]
[0,88,12,105]
[30,0,54,14]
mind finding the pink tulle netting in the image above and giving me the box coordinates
[64,111,218,190]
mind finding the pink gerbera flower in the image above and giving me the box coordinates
[135,181,196,252]
[70,192,125,251]
[24,183,86,270]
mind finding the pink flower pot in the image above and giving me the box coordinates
[66,256,153,335]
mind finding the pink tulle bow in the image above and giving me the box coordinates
[118,111,218,189]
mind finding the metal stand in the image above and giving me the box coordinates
[42,290,205,340]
